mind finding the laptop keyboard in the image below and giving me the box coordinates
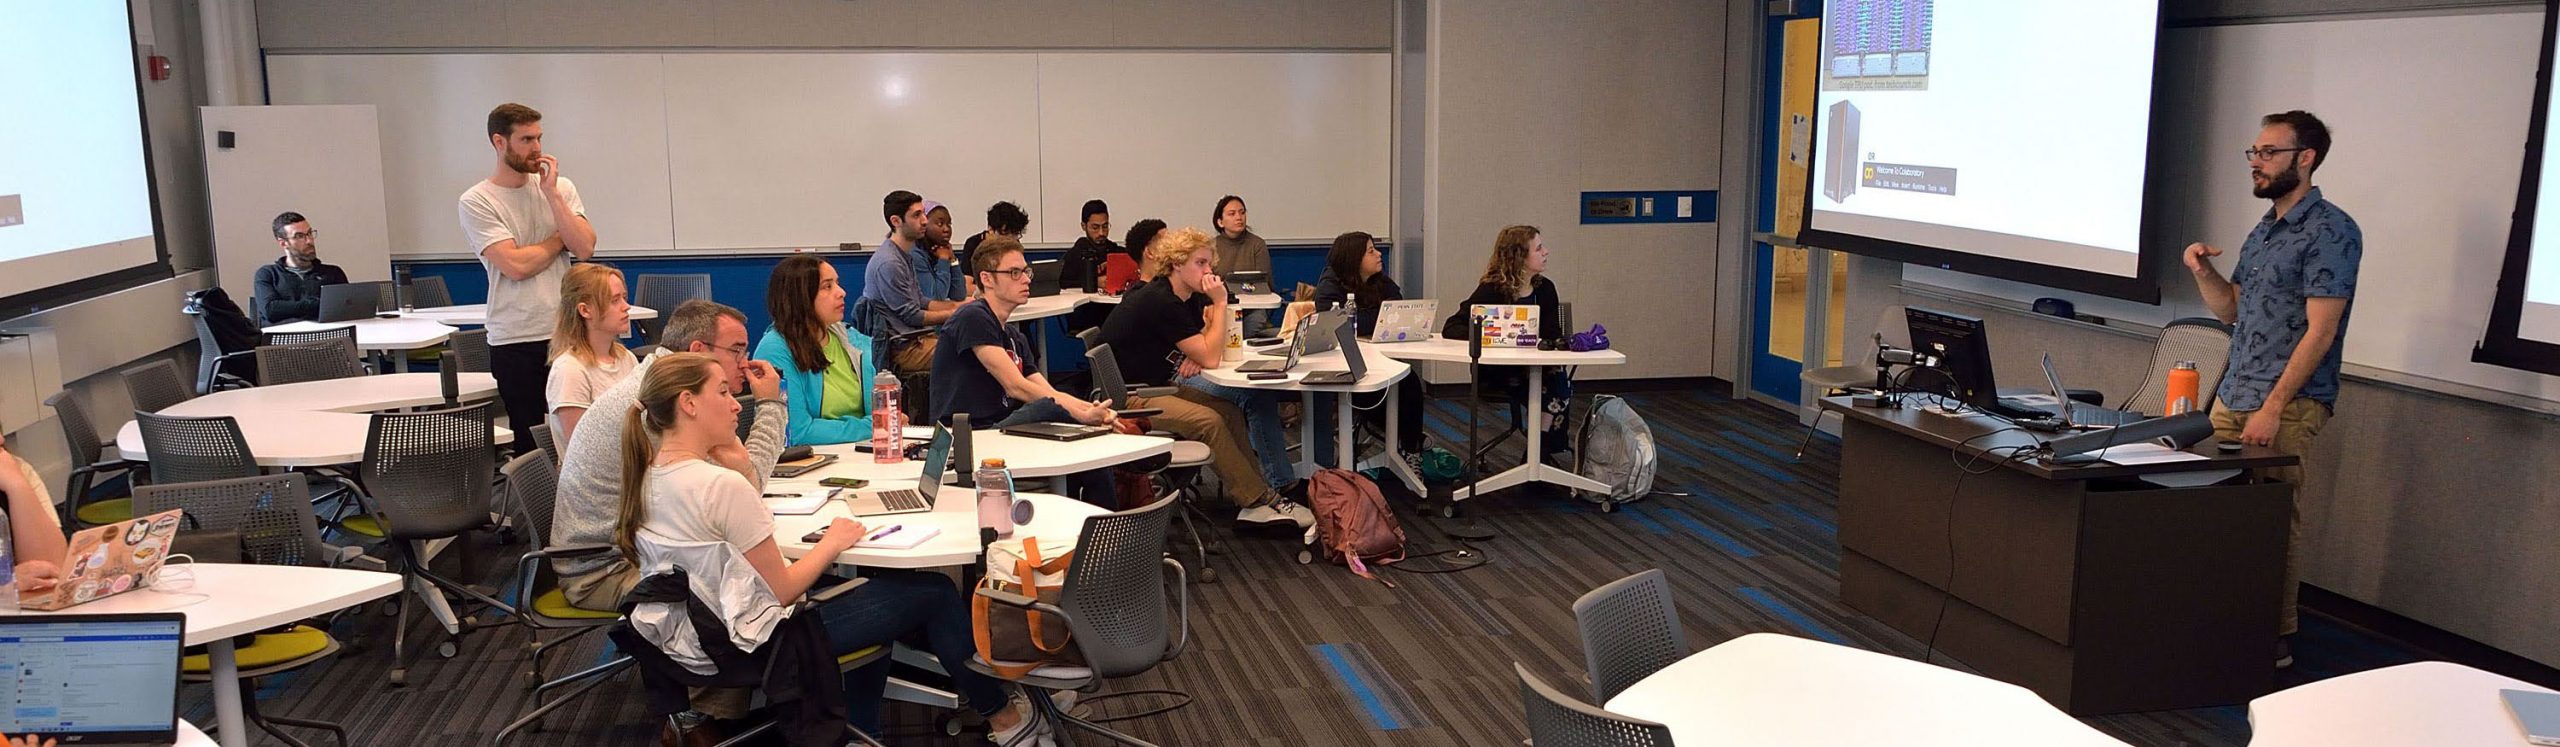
[876,488,928,512]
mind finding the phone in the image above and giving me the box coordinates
[800,528,829,543]
[820,477,868,489]
[1246,336,1283,347]
[1248,371,1287,380]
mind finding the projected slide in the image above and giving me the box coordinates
[2519,118,2560,345]
[0,3,160,301]
[1807,0,2159,283]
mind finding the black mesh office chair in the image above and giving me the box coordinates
[971,494,1191,745]
[44,391,137,527]
[632,273,711,345]
[1516,662,1676,747]
[1573,569,1688,703]
[357,401,517,686]
[256,340,368,386]
[139,474,353,747]
[121,359,197,415]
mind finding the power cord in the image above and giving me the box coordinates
[1918,427,2037,666]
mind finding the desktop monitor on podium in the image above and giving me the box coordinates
[1904,306,1996,409]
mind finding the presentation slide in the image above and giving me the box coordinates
[1807,0,2159,281]
[0,3,160,303]
[2520,94,2560,346]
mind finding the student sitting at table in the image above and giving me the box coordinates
[960,201,1030,298]
[1312,231,1426,468]
[753,255,877,447]
[1098,227,1311,527]
[612,354,1043,744]
[1445,224,1572,464]
[1115,219,1167,290]
[2,444,68,598]
[543,263,637,449]
[921,201,967,303]
[932,236,1122,506]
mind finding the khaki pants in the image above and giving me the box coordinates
[2209,397,2333,636]
[558,560,753,719]
[1130,389,1278,508]
[887,332,938,376]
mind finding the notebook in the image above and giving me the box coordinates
[855,525,942,550]
[2505,689,2560,746]
[763,489,836,516]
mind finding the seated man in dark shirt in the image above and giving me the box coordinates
[250,211,350,324]
[931,236,1119,505]
[1062,199,1119,333]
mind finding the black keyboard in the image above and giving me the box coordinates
[877,489,928,512]
[1988,399,2061,422]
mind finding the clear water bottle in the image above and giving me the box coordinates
[871,371,904,464]
[976,458,1015,538]
[0,509,18,612]
[394,265,416,313]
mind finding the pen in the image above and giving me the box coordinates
[864,525,902,542]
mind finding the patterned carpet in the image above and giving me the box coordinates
[179,385,2436,746]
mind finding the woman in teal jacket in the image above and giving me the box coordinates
[754,255,877,446]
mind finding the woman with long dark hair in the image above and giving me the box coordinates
[751,255,877,446]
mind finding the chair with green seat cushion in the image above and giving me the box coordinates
[493,448,635,745]
[138,473,352,747]
[43,390,137,528]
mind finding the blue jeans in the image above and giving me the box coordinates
[995,400,1122,507]
[815,569,1007,732]
[1177,375,1294,489]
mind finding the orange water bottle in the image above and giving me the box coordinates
[2167,360,2199,415]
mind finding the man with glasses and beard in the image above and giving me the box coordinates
[460,102,598,451]
[251,211,348,324]
[2182,109,2361,670]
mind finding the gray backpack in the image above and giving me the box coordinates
[1574,395,1659,510]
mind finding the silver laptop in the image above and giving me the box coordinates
[0,613,187,745]
[1369,299,1438,343]
[1237,317,1310,373]
[2038,353,2142,427]
[315,282,382,322]
[845,426,952,517]
[1301,316,1367,385]
[2504,689,2560,746]
[1296,307,1349,355]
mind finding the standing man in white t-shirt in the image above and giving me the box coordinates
[459,103,597,451]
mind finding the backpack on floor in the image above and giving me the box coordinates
[1574,394,1659,507]
[1308,468,1406,585]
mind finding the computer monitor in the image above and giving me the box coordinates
[0,613,187,743]
[1904,306,1999,410]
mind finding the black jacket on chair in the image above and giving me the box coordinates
[250,257,349,325]
[610,570,849,746]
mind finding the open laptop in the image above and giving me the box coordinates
[1237,316,1310,373]
[0,613,188,745]
[20,509,184,611]
[315,282,381,322]
[1226,269,1270,296]
[1369,299,1438,343]
[1300,316,1367,385]
[1295,307,1348,355]
[1027,259,1063,298]
[2032,353,2142,427]
[845,426,953,517]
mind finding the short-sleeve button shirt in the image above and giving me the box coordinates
[2218,186,2362,411]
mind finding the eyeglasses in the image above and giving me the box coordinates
[2242,146,2309,163]
[988,267,1033,278]
[283,230,318,240]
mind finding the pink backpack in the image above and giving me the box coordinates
[1308,468,1406,584]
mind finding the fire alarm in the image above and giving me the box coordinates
[148,54,172,81]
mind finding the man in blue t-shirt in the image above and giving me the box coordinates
[928,235,1114,428]
[2183,110,2361,666]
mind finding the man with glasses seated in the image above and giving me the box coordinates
[549,300,788,738]
[250,211,349,325]
[930,236,1120,506]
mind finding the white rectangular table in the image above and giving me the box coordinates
[2247,661,2557,746]
[1374,338,1626,500]
[25,564,402,747]
[1606,633,2130,746]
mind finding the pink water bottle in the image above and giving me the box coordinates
[871,371,904,464]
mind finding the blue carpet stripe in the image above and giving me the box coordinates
[1617,503,1673,534]
[1772,503,1838,535]
[1639,504,1758,558]
[1717,429,1799,464]
[1735,586,1850,645]
[1704,445,1797,484]
[1695,492,1774,531]
[1312,643,1426,731]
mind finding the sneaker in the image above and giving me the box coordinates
[1237,500,1316,528]
[2275,636,2295,669]
[988,700,1055,747]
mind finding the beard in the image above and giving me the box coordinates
[2252,162,2303,199]
[507,151,542,175]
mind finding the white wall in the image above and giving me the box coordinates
[1421,0,1727,382]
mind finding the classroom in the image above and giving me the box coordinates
[2,1,2557,745]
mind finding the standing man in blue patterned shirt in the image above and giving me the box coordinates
[2183,110,2360,668]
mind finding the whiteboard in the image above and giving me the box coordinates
[200,105,392,310]
[268,51,1390,252]
[1906,10,2560,405]
[265,54,676,256]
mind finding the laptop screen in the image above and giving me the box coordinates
[0,614,185,739]
[916,427,954,486]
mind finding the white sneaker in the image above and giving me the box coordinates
[1237,500,1315,528]
[987,707,1054,747]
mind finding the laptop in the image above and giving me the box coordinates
[20,509,184,611]
[0,613,188,745]
[315,282,382,322]
[1300,316,1366,386]
[1369,299,1438,343]
[844,426,953,517]
[1226,270,1270,295]
[1027,259,1063,298]
[1236,318,1308,373]
[1295,307,1348,355]
[1470,303,1541,348]
[2006,353,2142,427]
[2503,689,2560,746]
[1000,421,1110,441]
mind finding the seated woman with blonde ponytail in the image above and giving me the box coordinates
[614,353,1040,741]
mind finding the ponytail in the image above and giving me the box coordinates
[613,352,723,562]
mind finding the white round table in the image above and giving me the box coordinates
[396,302,658,326]
[2246,661,2557,747]
[115,373,508,467]
[1605,633,2130,746]
[1088,291,1284,310]
[1191,344,1424,493]
[1005,291,1101,373]
[773,488,1106,570]
[1374,338,1626,500]
[23,564,402,747]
